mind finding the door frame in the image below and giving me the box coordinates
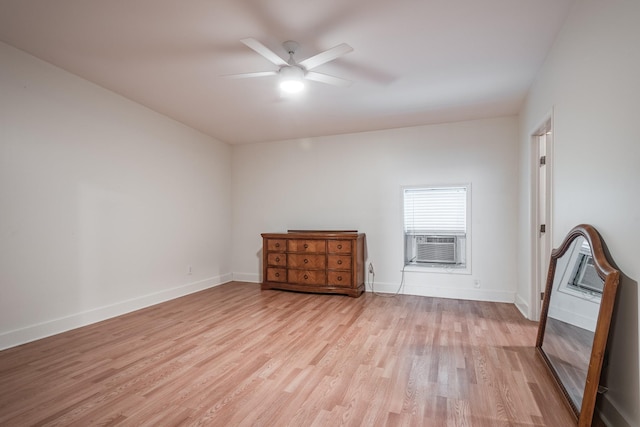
[530,112,553,321]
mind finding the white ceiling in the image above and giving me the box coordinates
[0,0,575,144]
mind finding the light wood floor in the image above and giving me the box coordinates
[0,282,578,426]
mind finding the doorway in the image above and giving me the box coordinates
[531,117,553,320]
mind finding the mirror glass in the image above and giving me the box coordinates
[536,224,619,427]
[541,236,602,411]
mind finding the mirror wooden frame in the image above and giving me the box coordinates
[536,224,619,426]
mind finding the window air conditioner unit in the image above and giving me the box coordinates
[415,235,458,264]
[569,244,603,294]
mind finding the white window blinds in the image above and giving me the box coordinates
[403,186,467,234]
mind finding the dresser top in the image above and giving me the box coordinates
[262,230,363,239]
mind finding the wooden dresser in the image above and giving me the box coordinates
[261,230,365,297]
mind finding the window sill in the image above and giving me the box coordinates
[404,263,471,275]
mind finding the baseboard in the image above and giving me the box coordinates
[515,294,531,319]
[598,394,634,427]
[240,274,515,303]
[366,280,516,303]
[233,272,260,283]
[0,274,232,351]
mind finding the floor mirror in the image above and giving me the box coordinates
[536,224,620,426]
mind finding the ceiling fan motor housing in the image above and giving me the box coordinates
[279,65,304,80]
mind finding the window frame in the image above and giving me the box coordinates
[402,184,472,274]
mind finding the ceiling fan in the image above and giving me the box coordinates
[224,38,353,93]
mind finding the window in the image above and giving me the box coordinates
[403,185,469,269]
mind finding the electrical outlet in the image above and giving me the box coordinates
[474,279,480,288]
[187,265,192,275]
[368,263,374,274]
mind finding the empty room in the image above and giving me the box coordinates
[0,0,638,426]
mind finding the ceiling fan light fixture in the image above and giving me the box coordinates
[279,66,305,94]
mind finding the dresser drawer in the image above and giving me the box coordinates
[266,239,286,252]
[288,239,326,253]
[287,254,326,269]
[328,271,352,287]
[267,253,286,267]
[266,268,287,282]
[328,240,351,254]
[288,270,326,286]
[328,255,351,270]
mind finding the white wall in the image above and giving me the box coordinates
[0,42,232,350]
[518,1,640,425]
[232,117,519,302]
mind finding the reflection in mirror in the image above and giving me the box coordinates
[541,236,602,411]
[536,224,619,427]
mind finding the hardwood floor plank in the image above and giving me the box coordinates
[0,282,578,426]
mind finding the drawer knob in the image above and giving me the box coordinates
[337,244,343,249]
[275,272,280,277]
[337,276,343,281]
[275,243,280,248]
[337,260,343,265]
[304,274,309,280]
[304,244,308,249]
[304,259,308,264]
[275,257,280,262]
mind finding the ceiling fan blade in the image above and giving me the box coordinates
[299,43,353,70]
[240,38,288,66]
[222,71,278,79]
[305,71,353,87]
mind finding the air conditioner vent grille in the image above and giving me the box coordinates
[425,236,456,244]
[415,235,457,264]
